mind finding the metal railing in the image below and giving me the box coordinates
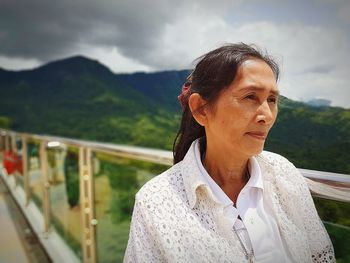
[0,129,349,263]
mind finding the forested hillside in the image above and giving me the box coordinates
[1,56,349,174]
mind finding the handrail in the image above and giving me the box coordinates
[1,129,349,202]
[300,168,350,184]
[2,131,173,166]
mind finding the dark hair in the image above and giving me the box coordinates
[172,43,280,164]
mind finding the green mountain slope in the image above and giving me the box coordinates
[0,56,349,173]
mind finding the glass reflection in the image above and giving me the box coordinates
[28,140,42,210]
[93,153,169,263]
[314,197,350,262]
[48,146,82,259]
[13,135,24,187]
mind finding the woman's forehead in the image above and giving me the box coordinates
[231,59,278,90]
[238,59,276,77]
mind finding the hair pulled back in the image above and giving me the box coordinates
[172,43,280,164]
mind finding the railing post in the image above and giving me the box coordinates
[5,133,10,152]
[22,135,30,205]
[40,140,51,233]
[0,132,4,166]
[79,147,97,263]
[11,133,16,154]
[0,132,4,151]
[12,133,19,186]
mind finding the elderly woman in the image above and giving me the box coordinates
[124,43,335,262]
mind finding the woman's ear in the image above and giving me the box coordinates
[188,93,208,126]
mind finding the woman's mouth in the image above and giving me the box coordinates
[246,131,267,140]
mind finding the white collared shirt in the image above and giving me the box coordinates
[193,139,292,263]
[124,139,335,263]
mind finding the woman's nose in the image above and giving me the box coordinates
[256,101,275,125]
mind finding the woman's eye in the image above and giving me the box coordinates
[268,96,277,104]
[245,94,256,100]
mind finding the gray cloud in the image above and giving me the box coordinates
[1,0,350,108]
[0,0,235,67]
[0,0,234,66]
[0,0,185,62]
[301,65,333,74]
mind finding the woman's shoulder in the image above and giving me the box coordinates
[135,162,185,203]
[257,150,291,166]
[256,150,297,172]
[256,150,306,183]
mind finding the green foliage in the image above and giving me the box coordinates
[1,58,349,174]
[98,160,139,223]
[0,116,12,128]
[266,101,350,174]
[47,149,56,168]
[314,198,350,227]
[63,151,80,208]
[129,114,178,149]
[324,223,350,262]
[101,161,138,190]
[128,159,169,175]
[27,143,39,161]
[313,197,350,262]
[109,189,137,223]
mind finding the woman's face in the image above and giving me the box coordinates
[204,59,279,158]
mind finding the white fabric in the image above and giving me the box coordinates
[193,139,291,262]
[124,140,335,263]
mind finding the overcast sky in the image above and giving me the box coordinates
[0,0,349,108]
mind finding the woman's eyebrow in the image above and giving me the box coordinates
[238,86,280,96]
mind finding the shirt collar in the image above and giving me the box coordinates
[194,139,233,208]
[181,139,218,208]
[181,138,264,209]
[246,156,264,190]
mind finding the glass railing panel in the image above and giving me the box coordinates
[28,140,43,210]
[48,145,82,259]
[93,152,170,263]
[313,197,350,263]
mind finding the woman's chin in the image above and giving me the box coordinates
[246,144,265,156]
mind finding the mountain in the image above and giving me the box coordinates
[117,70,190,112]
[0,56,185,148]
[0,56,349,174]
[306,98,332,107]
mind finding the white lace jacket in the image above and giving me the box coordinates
[124,144,335,263]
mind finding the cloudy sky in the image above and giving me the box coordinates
[1,0,349,108]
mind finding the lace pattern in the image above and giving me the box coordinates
[124,149,335,263]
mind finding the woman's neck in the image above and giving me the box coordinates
[202,140,250,203]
